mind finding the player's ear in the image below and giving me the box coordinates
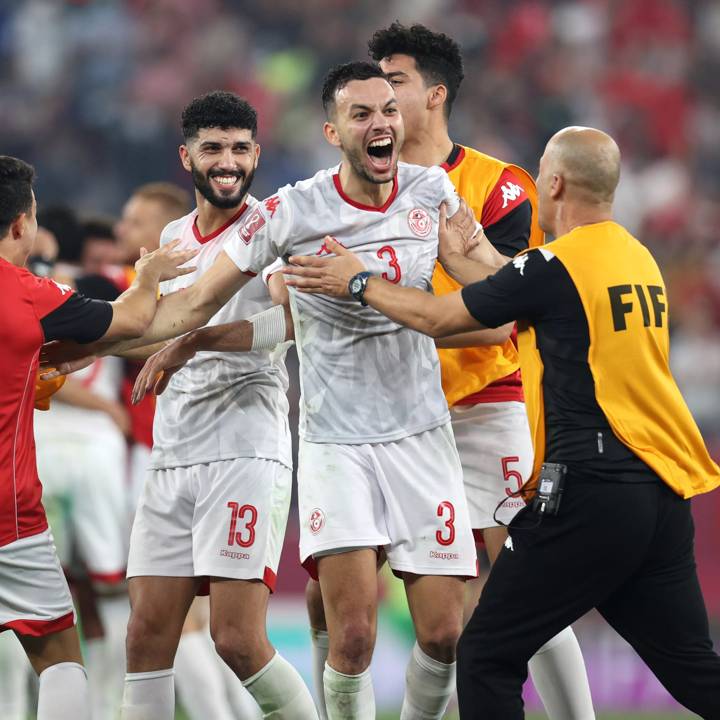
[427,84,447,112]
[550,173,564,200]
[254,142,261,166]
[323,121,342,148]
[11,212,27,241]
[179,145,192,172]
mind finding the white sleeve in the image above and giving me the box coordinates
[224,194,292,276]
[158,221,180,295]
[261,258,285,287]
[439,171,460,217]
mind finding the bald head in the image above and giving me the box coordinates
[545,126,621,204]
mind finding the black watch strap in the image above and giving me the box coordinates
[348,271,373,306]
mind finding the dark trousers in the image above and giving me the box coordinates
[457,477,720,719]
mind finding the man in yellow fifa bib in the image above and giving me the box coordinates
[284,126,720,719]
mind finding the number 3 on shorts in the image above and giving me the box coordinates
[226,502,258,548]
[436,500,456,546]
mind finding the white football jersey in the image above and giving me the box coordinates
[34,356,125,442]
[224,163,458,444]
[149,199,291,471]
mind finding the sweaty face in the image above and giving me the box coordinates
[184,127,258,209]
[331,77,404,184]
[380,54,431,141]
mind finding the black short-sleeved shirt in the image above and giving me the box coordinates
[461,248,654,481]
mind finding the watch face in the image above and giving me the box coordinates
[350,277,362,294]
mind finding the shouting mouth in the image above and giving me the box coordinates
[365,135,394,174]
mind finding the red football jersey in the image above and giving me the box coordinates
[0,259,74,546]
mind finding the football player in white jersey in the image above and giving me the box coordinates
[46,92,317,720]
[95,62,502,720]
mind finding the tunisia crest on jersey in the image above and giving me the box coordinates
[408,208,431,237]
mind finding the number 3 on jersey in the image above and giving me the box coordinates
[436,500,456,546]
[226,502,257,547]
[377,245,402,283]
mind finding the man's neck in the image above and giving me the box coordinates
[338,163,394,208]
[194,192,248,237]
[553,203,613,237]
[399,127,454,169]
[0,239,24,267]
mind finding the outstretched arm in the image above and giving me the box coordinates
[132,273,294,403]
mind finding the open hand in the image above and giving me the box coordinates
[135,239,199,282]
[439,199,479,263]
[40,340,97,379]
[282,237,365,297]
[132,336,197,404]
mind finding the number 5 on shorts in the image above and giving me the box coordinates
[436,500,456,546]
[226,502,258,548]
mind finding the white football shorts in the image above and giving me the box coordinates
[127,457,291,591]
[450,401,533,534]
[0,529,76,637]
[298,423,477,579]
[35,432,129,584]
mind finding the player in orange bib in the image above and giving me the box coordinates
[302,25,593,720]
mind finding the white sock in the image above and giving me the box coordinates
[0,632,30,720]
[310,628,329,719]
[323,663,374,720]
[400,642,456,720]
[217,646,263,719]
[174,630,237,720]
[243,651,319,719]
[529,626,595,720]
[37,662,90,720]
[120,668,174,720]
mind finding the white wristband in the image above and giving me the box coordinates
[249,304,287,351]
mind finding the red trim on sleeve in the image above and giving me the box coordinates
[455,369,525,405]
[332,174,398,213]
[1,611,75,637]
[481,169,528,227]
[192,203,249,244]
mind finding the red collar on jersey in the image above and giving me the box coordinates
[192,202,248,244]
[332,173,399,213]
[441,144,465,173]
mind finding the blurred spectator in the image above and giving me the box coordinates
[81,216,122,275]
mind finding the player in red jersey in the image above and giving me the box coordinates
[0,156,195,720]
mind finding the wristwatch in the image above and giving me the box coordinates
[348,271,373,306]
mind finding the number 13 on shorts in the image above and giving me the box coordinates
[226,501,258,548]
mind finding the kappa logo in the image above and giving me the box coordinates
[238,208,266,245]
[264,195,281,217]
[408,208,432,237]
[501,181,524,209]
[51,280,72,295]
[504,536,514,552]
[309,508,325,535]
[512,255,528,276]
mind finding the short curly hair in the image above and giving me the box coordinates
[181,91,257,141]
[0,156,35,238]
[321,61,388,118]
[368,22,464,118]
